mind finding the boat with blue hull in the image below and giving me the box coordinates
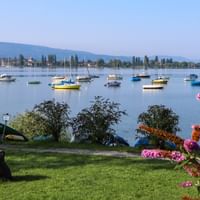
[131,76,141,81]
[104,81,121,87]
[191,80,200,86]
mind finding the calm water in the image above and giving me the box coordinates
[0,67,200,146]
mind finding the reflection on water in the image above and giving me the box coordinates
[0,67,199,145]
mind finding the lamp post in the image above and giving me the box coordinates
[1,113,10,143]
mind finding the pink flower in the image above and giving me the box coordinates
[179,181,193,188]
[171,151,185,162]
[183,139,199,152]
[141,149,171,159]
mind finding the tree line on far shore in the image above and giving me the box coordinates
[1,54,199,69]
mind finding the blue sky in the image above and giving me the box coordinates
[1,0,200,58]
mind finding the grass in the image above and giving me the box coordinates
[0,150,197,200]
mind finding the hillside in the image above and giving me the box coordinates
[0,42,192,62]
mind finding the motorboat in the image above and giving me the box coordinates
[0,74,16,82]
[104,81,121,87]
[107,74,123,80]
[143,84,164,89]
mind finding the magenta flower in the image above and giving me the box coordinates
[141,149,171,159]
[171,151,185,162]
[179,181,193,188]
[183,139,199,152]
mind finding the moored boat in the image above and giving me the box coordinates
[89,75,100,78]
[28,81,41,84]
[49,78,75,87]
[143,84,164,89]
[0,74,16,82]
[158,75,170,80]
[107,74,123,80]
[131,76,141,81]
[136,73,150,78]
[49,76,67,86]
[52,82,81,89]
[191,81,200,86]
[104,81,121,87]
[152,78,168,84]
[52,75,66,80]
[184,74,198,81]
[76,75,92,82]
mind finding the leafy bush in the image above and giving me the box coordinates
[71,96,127,145]
[10,100,71,141]
[32,99,71,142]
[136,105,180,148]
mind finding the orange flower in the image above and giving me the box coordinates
[191,125,200,142]
[138,124,184,147]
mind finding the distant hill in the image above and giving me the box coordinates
[0,42,131,61]
[0,42,194,62]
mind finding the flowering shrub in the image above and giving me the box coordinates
[138,124,200,199]
[141,149,185,162]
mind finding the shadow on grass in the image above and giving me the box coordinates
[131,158,176,170]
[6,150,176,173]
[12,175,48,182]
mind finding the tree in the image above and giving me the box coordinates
[154,56,159,63]
[71,96,127,145]
[144,55,149,69]
[19,54,25,66]
[132,56,136,67]
[136,105,180,148]
[70,56,75,67]
[97,58,105,67]
[32,100,70,141]
[47,55,57,66]
[41,55,47,66]
[74,54,79,67]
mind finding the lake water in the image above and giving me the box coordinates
[0,67,200,146]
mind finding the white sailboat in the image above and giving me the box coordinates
[52,57,81,90]
[0,74,16,82]
[76,60,92,82]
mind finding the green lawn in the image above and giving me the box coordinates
[0,150,197,200]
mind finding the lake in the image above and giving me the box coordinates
[0,67,199,146]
